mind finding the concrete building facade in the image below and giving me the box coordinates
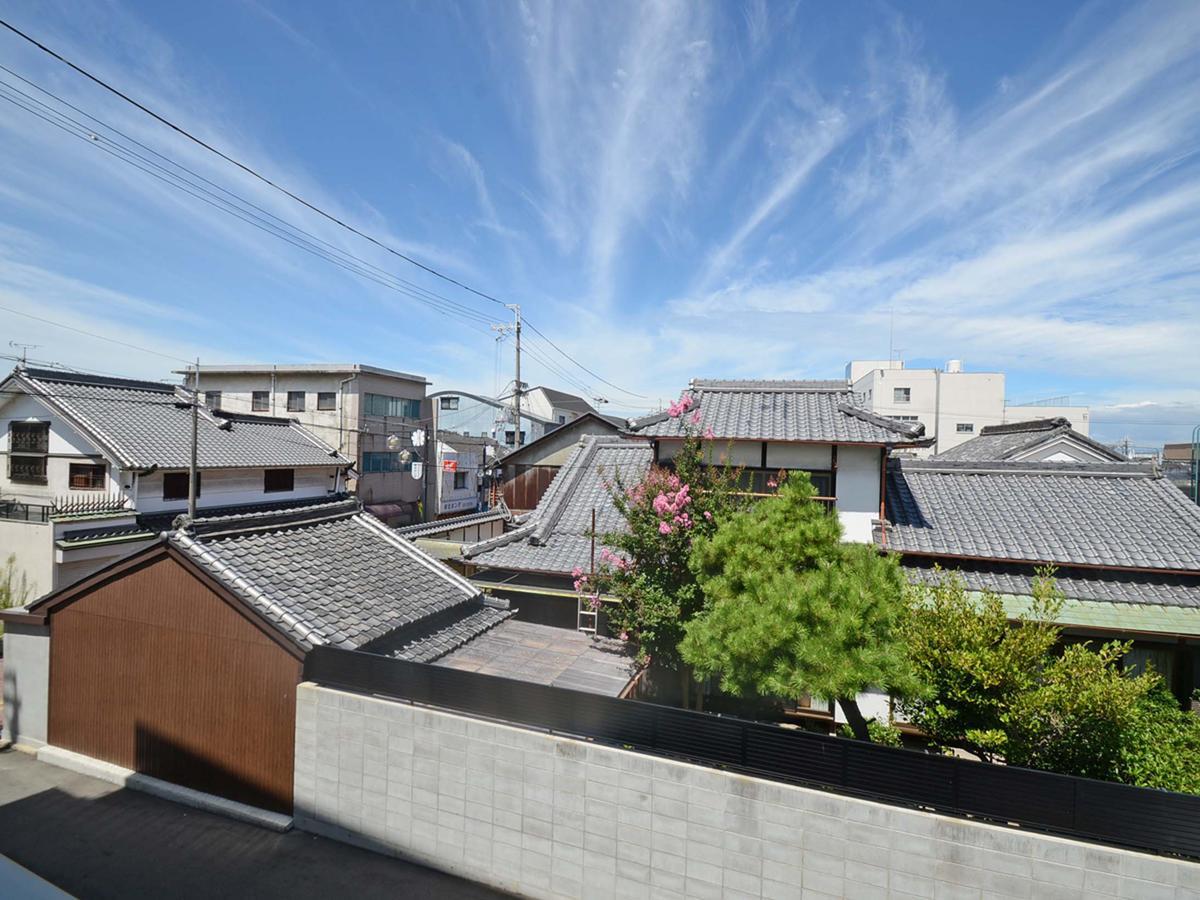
[183,364,428,520]
[847,359,1090,456]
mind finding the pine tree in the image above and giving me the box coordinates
[681,474,917,740]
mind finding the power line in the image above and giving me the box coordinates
[0,17,510,309]
[0,302,194,364]
[0,23,649,399]
[0,79,502,331]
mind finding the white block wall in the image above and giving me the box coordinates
[294,684,1200,900]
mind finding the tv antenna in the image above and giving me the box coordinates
[8,341,40,365]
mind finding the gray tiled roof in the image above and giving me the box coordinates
[10,368,349,470]
[394,507,511,539]
[902,559,1200,609]
[628,378,926,444]
[57,494,352,546]
[880,459,1200,572]
[935,418,1125,463]
[464,436,653,575]
[168,499,482,650]
[362,602,515,662]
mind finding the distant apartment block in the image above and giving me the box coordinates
[847,359,1090,456]
[182,364,427,522]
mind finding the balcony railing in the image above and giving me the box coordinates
[0,498,52,523]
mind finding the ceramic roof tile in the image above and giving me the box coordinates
[464,436,653,575]
[902,559,1200,609]
[628,379,925,444]
[168,501,481,650]
[935,418,1125,463]
[881,459,1200,572]
[10,368,349,470]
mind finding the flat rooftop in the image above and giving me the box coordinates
[177,363,429,384]
[434,620,637,697]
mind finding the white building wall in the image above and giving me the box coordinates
[0,392,125,504]
[835,445,880,543]
[2,621,51,748]
[295,684,1200,900]
[1004,404,1091,435]
[134,467,337,514]
[0,520,53,602]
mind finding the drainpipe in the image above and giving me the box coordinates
[337,374,357,455]
[933,368,942,455]
[878,449,888,549]
[270,366,277,416]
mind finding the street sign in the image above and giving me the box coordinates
[443,459,458,472]
[411,461,423,479]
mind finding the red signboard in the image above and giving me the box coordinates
[442,460,458,472]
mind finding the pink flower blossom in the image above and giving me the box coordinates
[689,409,702,425]
[658,521,673,535]
[703,426,715,440]
[571,566,583,578]
[767,478,777,489]
[703,510,713,521]
[619,631,629,641]
[588,594,601,612]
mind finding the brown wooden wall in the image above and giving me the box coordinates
[47,554,302,813]
[502,464,559,511]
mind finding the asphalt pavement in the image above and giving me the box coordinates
[0,749,508,899]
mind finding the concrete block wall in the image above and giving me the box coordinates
[294,683,1200,899]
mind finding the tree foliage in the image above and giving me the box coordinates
[680,474,917,739]
[583,399,744,673]
[0,553,31,638]
[899,569,1062,761]
[901,569,1200,794]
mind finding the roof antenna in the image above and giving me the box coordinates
[9,341,40,366]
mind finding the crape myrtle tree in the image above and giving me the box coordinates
[576,393,744,706]
[679,473,919,740]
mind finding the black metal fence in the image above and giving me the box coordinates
[304,645,1200,860]
[0,498,52,523]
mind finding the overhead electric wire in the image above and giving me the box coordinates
[0,21,650,400]
[0,301,194,364]
[0,80,501,332]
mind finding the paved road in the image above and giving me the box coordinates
[0,750,508,899]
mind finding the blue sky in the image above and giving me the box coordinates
[0,0,1198,447]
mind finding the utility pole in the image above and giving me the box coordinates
[492,303,523,449]
[188,358,199,520]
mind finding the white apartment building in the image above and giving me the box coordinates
[182,364,428,522]
[846,359,1090,456]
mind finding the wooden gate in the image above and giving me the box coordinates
[47,552,301,813]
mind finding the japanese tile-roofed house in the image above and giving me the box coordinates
[462,435,654,630]
[497,410,631,511]
[628,378,930,541]
[876,458,1200,705]
[1,365,352,598]
[934,417,1126,464]
[1,498,635,815]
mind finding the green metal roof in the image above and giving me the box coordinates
[998,594,1200,638]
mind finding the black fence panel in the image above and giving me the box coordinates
[303,646,1200,860]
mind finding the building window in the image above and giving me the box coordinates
[440,396,460,411]
[8,421,49,484]
[892,415,920,422]
[558,415,566,424]
[504,430,526,446]
[69,463,107,490]
[287,391,306,412]
[163,471,200,500]
[893,387,911,403]
[251,391,269,412]
[362,451,410,473]
[364,393,421,419]
[453,471,467,490]
[317,392,337,411]
[956,423,974,434]
[204,390,222,408]
[264,468,295,493]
